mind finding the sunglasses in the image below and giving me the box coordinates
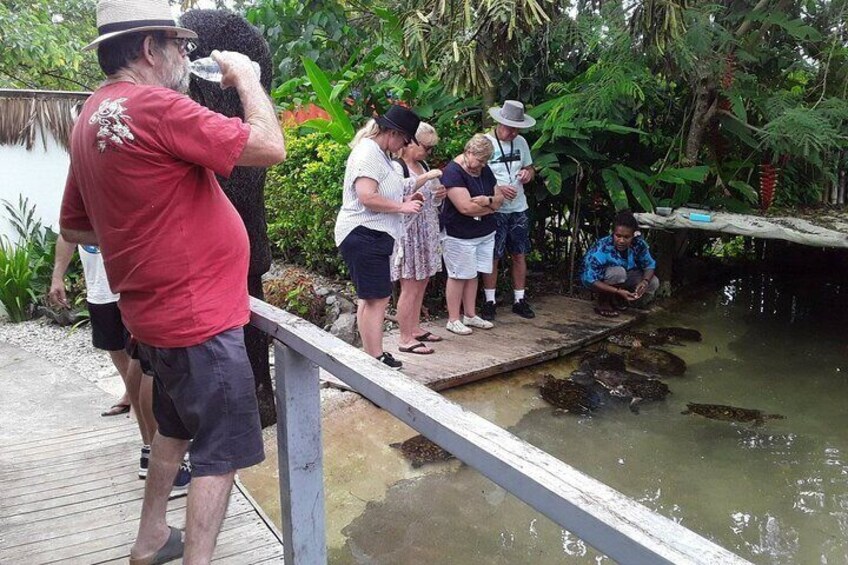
[170,38,197,56]
[421,144,436,153]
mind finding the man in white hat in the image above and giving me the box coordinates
[59,1,286,563]
[481,100,538,321]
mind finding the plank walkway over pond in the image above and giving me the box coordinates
[0,419,284,564]
[322,295,643,391]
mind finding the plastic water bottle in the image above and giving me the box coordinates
[189,57,261,83]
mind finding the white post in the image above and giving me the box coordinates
[274,341,327,564]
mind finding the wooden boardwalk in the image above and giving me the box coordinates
[323,295,642,391]
[0,418,283,564]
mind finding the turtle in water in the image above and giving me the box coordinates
[682,403,785,427]
[607,331,674,349]
[592,370,670,413]
[577,350,626,372]
[389,435,455,468]
[654,327,702,342]
[625,347,687,377]
[538,374,598,415]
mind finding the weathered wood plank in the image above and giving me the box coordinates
[3,463,141,502]
[275,343,326,565]
[250,297,748,565]
[213,542,285,564]
[0,422,138,454]
[4,470,141,510]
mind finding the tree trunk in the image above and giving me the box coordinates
[683,79,717,166]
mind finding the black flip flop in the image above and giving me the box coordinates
[398,342,435,355]
[413,331,443,342]
[101,403,130,417]
[129,526,184,565]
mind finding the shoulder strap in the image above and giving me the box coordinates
[419,160,430,172]
[392,158,410,178]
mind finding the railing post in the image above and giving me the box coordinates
[273,341,327,564]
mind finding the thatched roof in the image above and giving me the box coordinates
[0,89,89,152]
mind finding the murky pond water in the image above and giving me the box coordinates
[240,272,848,564]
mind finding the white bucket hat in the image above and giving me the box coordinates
[488,100,536,129]
[83,0,198,52]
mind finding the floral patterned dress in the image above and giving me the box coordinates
[390,161,443,281]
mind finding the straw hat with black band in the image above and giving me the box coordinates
[375,105,421,145]
[83,0,197,52]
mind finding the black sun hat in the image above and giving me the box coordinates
[375,105,421,145]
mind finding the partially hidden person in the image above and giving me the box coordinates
[581,210,659,318]
[480,100,537,321]
[440,134,506,335]
[58,1,286,563]
[334,105,430,369]
[390,122,446,355]
[49,236,191,496]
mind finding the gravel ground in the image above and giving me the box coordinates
[0,318,119,386]
[0,316,364,415]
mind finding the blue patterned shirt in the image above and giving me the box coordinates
[581,235,656,287]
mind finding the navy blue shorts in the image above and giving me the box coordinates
[88,301,128,352]
[137,327,265,477]
[494,211,532,258]
[339,226,394,299]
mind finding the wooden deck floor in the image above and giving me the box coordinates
[323,295,642,391]
[0,419,283,564]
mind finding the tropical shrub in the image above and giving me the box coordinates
[0,238,37,322]
[265,130,349,275]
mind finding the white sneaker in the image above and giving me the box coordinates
[446,319,472,335]
[463,315,494,329]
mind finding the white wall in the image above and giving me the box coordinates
[0,130,69,244]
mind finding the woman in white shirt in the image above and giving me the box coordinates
[334,106,438,369]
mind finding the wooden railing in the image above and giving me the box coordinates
[249,297,751,565]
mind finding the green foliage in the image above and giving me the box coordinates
[1,197,61,297]
[264,130,350,275]
[0,0,100,90]
[299,56,355,144]
[0,238,36,323]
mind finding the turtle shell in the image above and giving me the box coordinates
[390,435,455,468]
[625,347,687,376]
[539,375,596,414]
[682,403,785,425]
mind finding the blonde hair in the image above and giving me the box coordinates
[349,119,383,149]
[464,133,494,161]
[396,122,438,158]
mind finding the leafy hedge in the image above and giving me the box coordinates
[265,130,350,275]
[264,122,480,276]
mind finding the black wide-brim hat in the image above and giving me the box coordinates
[375,105,420,145]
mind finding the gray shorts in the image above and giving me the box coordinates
[604,266,660,295]
[138,327,265,477]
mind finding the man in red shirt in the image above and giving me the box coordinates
[59,1,285,563]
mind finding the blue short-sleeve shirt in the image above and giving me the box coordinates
[581,234,656,287]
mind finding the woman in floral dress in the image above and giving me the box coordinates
[391,122,446,354]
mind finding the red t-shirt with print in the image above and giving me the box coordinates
[61,82,251,348]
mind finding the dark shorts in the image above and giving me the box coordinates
[494,211,531,258]
[339,226,394,299]
[137,327,265,477]
[88,301,128,352]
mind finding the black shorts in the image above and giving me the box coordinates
[137,327,265,477]
[88,301,128,352]
[339,226,394,299]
